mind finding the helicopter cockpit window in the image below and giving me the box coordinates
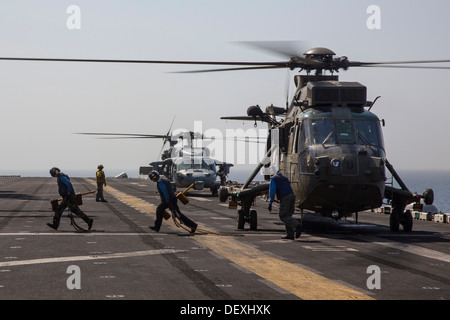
[306,118,384,148]
[354,120,383,147]
[178,160,212,171]
[335,120,353,144]
[309,119,336,145]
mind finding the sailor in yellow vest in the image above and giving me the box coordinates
[96,164,107,202]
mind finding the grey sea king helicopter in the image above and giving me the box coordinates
[2,43,449,231]
[79,124,235,196]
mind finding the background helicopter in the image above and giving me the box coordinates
[80,128,234,196]
[2,42,449,231]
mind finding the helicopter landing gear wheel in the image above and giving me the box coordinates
[237,208,258,230]
[390,207,413,232]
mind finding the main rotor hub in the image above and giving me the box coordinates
[299,47,348,75]
[303,47,336,60]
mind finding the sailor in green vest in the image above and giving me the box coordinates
[96,164,107,202]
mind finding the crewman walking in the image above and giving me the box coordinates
[96,164,107,202]
[148,170,197,234]
[217,164,227,186]
[268,172,301,239]
[47,167,94,231]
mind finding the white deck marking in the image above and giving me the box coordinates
[364,236,450,263]
[0,249,185,267]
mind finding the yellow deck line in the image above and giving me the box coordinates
[88,179,374,300]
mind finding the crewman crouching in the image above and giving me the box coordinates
[148,170,197,234]
[268,172,301,239]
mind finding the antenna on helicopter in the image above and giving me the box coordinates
[367,96,381,111]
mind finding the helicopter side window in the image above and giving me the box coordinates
[309,119,335,145]
[299,120,314,173]
[336,120,353,144]
[297,121,307,152]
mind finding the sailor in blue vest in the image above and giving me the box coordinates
[268,172,301,239]
[47,167,94,231]
[148,171,197,234]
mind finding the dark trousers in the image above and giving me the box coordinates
[279,193,300,237]
[52,194,91,229]
[155,201,197,231]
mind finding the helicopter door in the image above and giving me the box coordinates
[299,120,313,173]
[262,128,280,176]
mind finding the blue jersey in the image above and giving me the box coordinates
[156,176,176,204]
[269,173,293,204]
[57,173,75,197]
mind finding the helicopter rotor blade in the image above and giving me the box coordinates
[234,40,312,59]
[77,132,171,139]
[0,56,284,67]
[353,64,450,70]
[284,69,291,109]
[349,59,450,67]
[174,64,288,73]
[201,135,265,141]
[77,131,265,142]
[158,116,177,159]
[167,116,176,134]
[90,136,166,139]
[3,51,450,74]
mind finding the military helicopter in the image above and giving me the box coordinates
[2,44,448,231]
[79,128,234,196]
[212,46,441,232]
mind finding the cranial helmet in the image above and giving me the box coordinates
[49,167,60,177]
[148,170,160,181]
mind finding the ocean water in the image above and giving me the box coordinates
[394,170,450,213]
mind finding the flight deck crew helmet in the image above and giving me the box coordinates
[49,167,60,177]
[149,171,160,181]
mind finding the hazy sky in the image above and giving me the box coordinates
[1,0,450,178]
